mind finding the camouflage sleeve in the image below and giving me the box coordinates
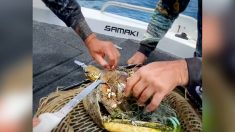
[42,0,92,41]
[138,0,190,57]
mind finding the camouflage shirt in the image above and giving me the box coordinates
[138,0,202,107]
[42,0,202,107]
[42,0,92,41]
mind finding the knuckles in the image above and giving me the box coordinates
[106,41,113,47]
[133,90,138,97]
[138,68,148,77]
[139,93,148,102]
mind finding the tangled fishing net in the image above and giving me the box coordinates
[35,65,202,132]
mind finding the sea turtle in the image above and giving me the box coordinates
[82,65,181,132]
[35,64,202,132]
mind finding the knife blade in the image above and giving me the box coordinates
[33,79,103,132]
[74,60,87,69]
[58,79,91,91]
[54,79,103,118]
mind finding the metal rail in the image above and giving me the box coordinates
[101,1,154,14]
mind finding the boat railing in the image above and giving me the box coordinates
[101,1,154,14]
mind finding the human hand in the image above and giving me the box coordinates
[0,120,23,132]
[0,102,23,132]
[124,60,188,112]
[33,118,40,127]
[127,51,147,65]
[85,33,120,69]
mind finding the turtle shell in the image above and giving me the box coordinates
[35,65,202,132]
[83,67,179,131]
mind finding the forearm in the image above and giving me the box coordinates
[139,0,190,57]
[42,0,92,40]
[138,8,174,57]
[130,6,178,64]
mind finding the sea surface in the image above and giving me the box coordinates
[78,0,198,23]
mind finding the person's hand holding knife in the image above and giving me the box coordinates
[85,33,120,70]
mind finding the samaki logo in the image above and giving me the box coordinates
[104,25,139,37]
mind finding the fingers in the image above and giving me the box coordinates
[87,38,120,69]
[124,72,140,97]
[127,52,146,65]
[146,93,164,112]
[132,80,147,98]
[105,50,115,69]
[127,57,134,65]
[138,86,154,105]
[105,44,120,69]
[33,118,40,127]
[94,54,109,68]
[111,47,120,69]
[116,50,121,66]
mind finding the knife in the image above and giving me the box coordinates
[33,79,103,132]
[58,79,91,91]
[74,60,87,69]
[57,60,90,91]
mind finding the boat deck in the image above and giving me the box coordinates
[33,21,179,113]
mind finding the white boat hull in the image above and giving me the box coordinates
[33,0,197,58]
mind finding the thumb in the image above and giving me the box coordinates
[94,55,109,68]
[127,58,134,65]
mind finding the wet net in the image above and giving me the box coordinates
[35,88,202,131]
[35,66,202,132]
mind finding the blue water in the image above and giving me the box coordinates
[79,0,198,23]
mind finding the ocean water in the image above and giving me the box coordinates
[78,0,198,23]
